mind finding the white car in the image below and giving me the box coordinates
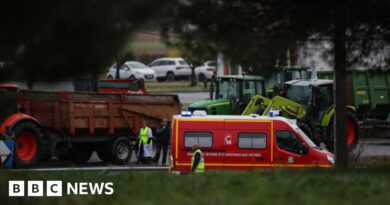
[149,58,191,81]
[106,61,156,81]
[194,60,216,81]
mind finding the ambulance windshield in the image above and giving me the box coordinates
[293,125,317,148]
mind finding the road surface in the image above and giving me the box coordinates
[355,139,390,157]
[170,92,209,103]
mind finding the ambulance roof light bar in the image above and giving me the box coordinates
[193,110,207,116]
[181,110,208,117]
[181,111,192,117]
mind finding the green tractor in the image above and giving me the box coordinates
[265,66,309,97]
[243,79,359,152]
[188,75,266,115]
[188,66,310,115]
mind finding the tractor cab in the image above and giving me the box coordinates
[0,84,18,124]
[282,79,333,124]
[266,66,310,97]
[189,75,266,115]
[274,66,309,84]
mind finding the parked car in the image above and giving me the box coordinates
[149,58,191,81]
[194,60,216,81]
[106,61,156,81]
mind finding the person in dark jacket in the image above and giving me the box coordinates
[154,118,171,165]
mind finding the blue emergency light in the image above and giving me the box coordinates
[181,111,192,117]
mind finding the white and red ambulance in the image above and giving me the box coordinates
[170,113,334,172]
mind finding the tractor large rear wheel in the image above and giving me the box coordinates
[326,111,359,152]
[12,121,46,168]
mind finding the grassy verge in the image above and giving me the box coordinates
[146,81,209,92]
[2,168,390,205]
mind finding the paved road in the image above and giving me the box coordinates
[356,139,390,157]
[170,92,209,103]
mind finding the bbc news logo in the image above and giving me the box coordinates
[9,180,114,197]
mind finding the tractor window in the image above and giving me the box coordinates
[218,80,239,100]
[242,81,257,97]
[316,85,333,110]
[314,85,333,122]
[286,85,311,104]
[242,81,257,105]
[276,130,302,154]
[184,131,213,148]
[255,81,264,95]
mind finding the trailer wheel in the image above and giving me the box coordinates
[326,111,359,152]
[71,143,93,164]
[12,121,45,168]
[111,137,132,164]
[55,143,72,161]
[97,143,113,163]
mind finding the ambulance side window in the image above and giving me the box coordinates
[276,131,302,154]
[184,132,213,148]
[238,132,267,149]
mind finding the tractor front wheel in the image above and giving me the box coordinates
[12,121,46,168]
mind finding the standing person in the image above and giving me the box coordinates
[209,71,216,100]
[191,144,205,173]
[137,119,154,164]
[154,118,171,166]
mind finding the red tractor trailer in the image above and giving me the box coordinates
[170,113,334,172]
[0,84,181,168]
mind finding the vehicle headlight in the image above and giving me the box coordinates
[327,155,335,164]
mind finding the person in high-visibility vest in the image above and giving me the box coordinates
[137,119,154,164]
[191,144,205,173]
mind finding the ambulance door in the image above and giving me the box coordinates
[272,121,309,166]
[224,120,271,170]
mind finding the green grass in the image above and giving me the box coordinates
[146,81,209,92]
[2,168,390,205]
